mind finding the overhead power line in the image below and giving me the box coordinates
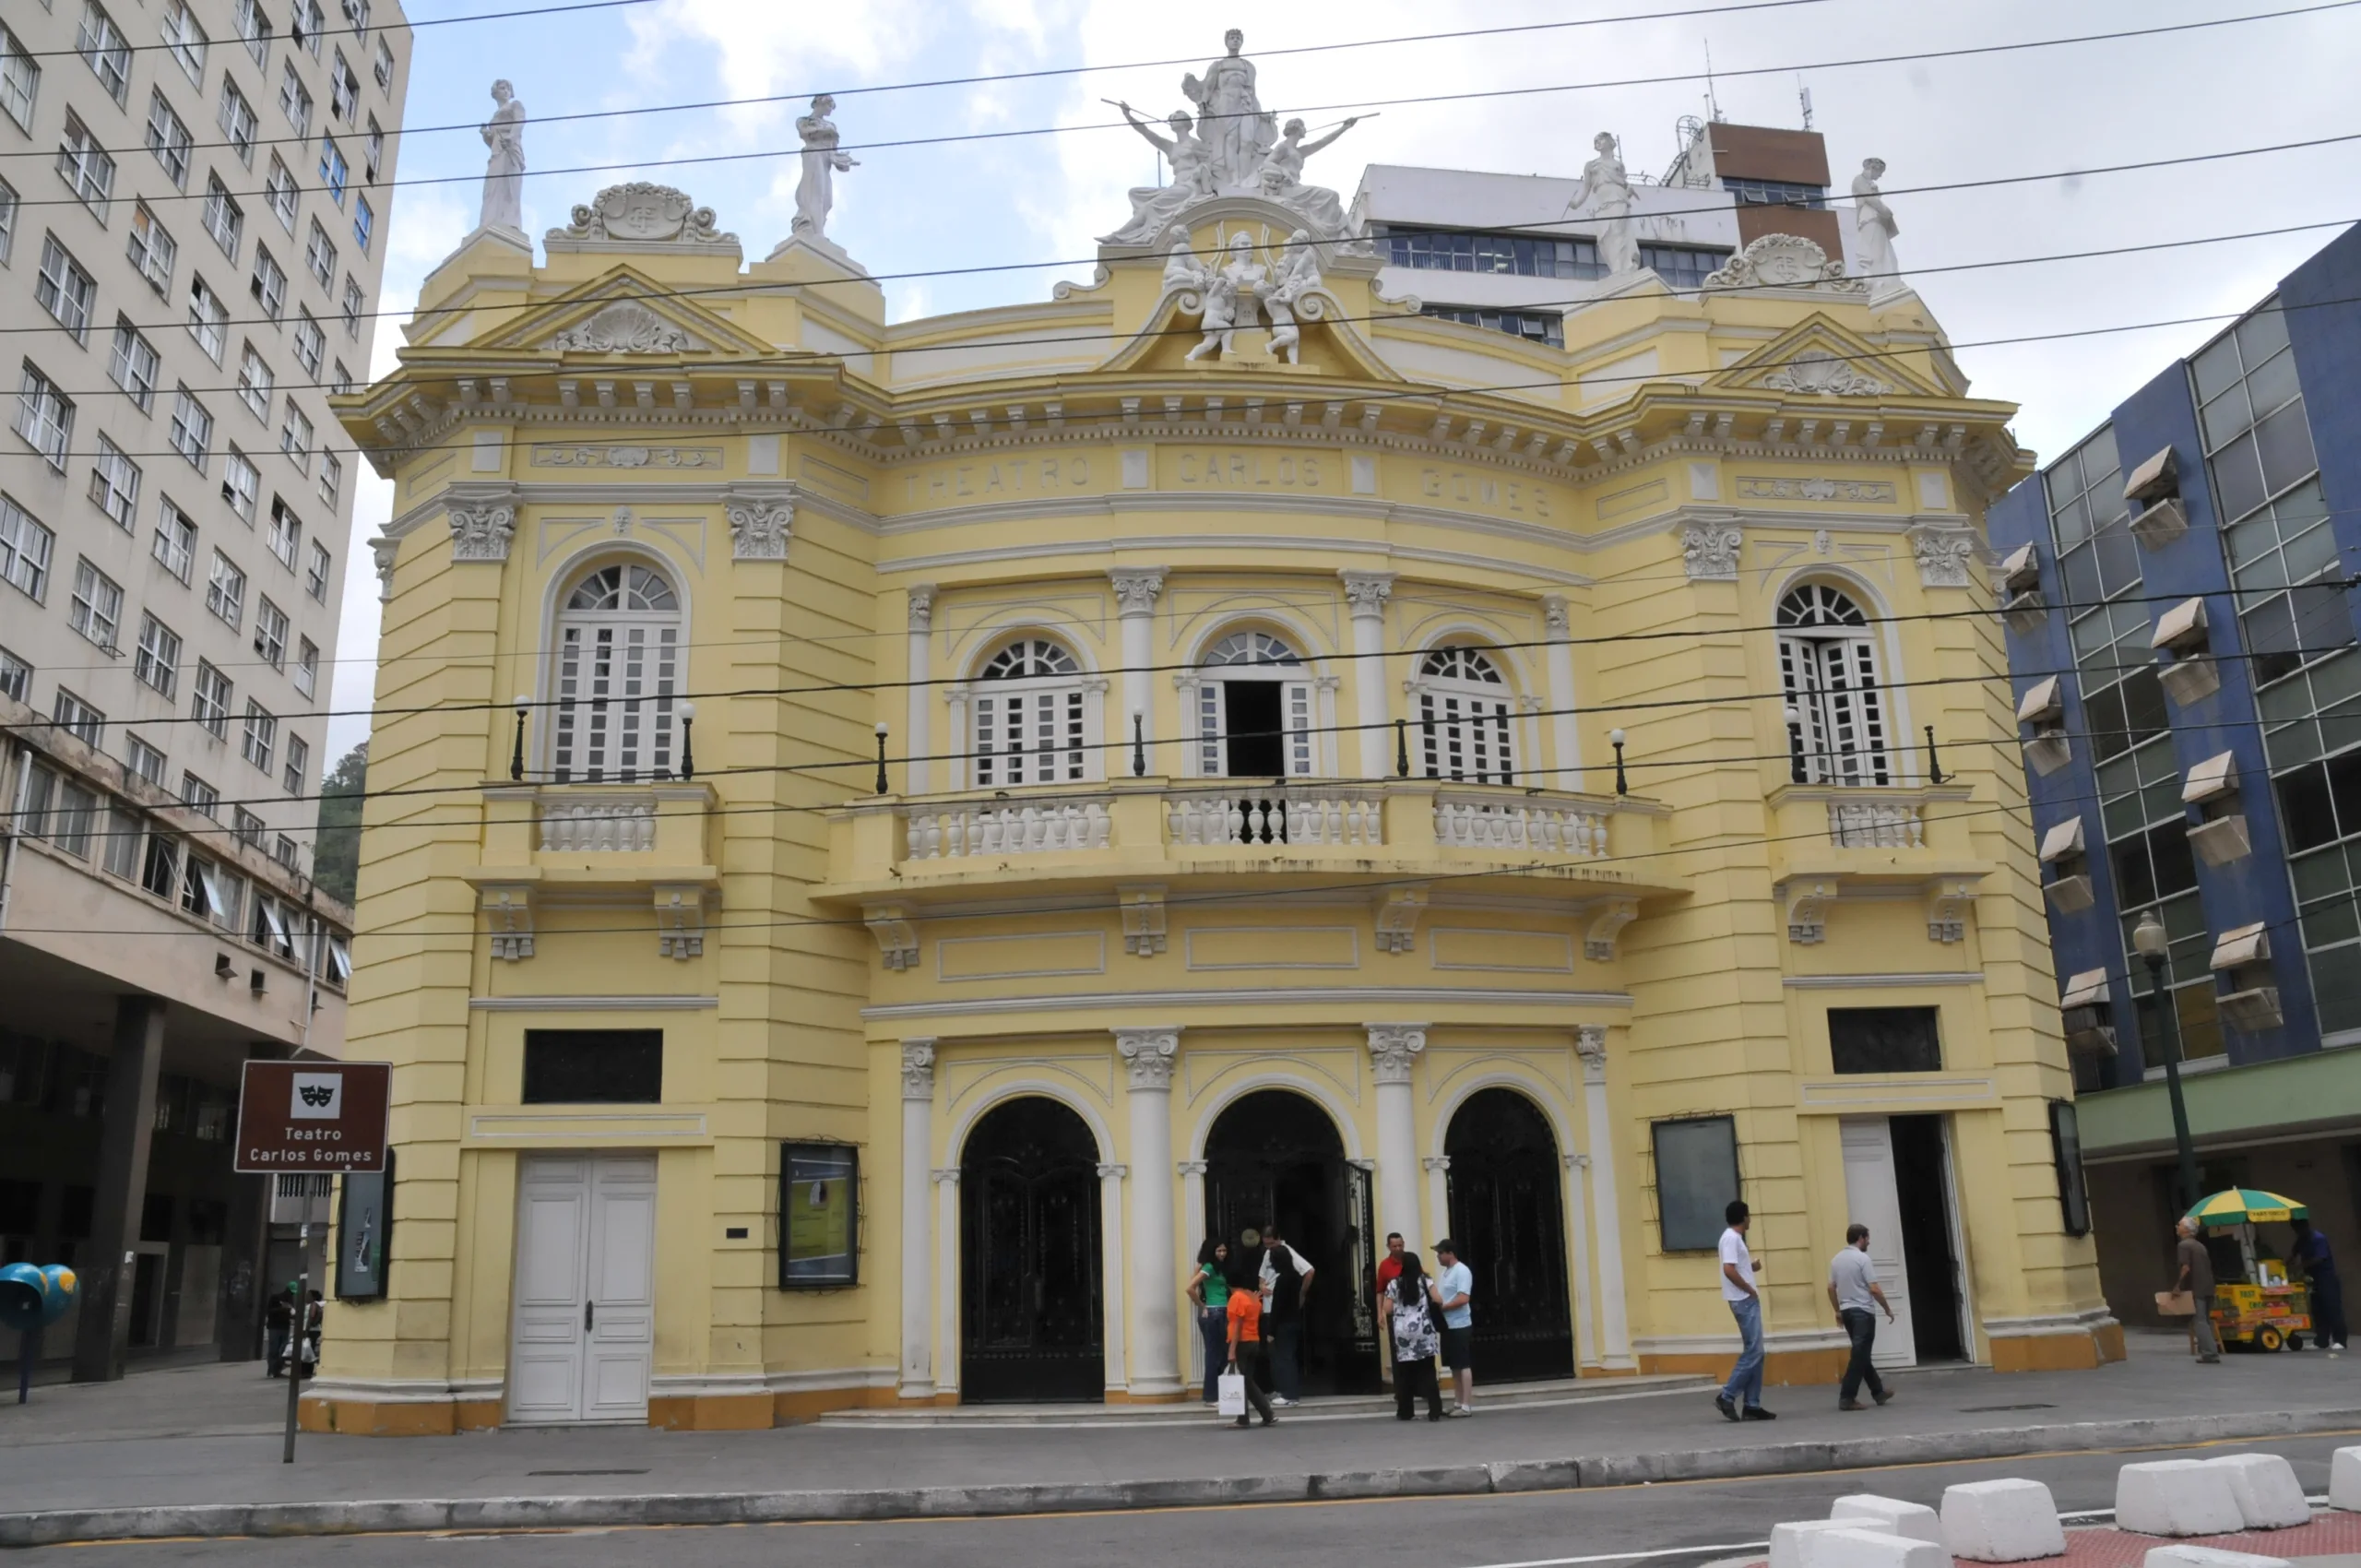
[10,0,666,58]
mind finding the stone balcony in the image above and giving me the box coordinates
[1763,782,1994,947]
[466,784,722,961]
[823,778,1678,901]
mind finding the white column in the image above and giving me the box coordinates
[898,1039,937,1397]
[905,586,935,793]
[932,1167,961,1394]
[1367,1023,1427,1252]
[1097,1162,1129,1394]
[1341,571,1395,778]
[1564,1152,1599,1370]
[1109,568,1166,776]
[1541,594,1581,790]
[1422,1155,1452,1253]
[1578,1025,1633,1368]
[1115,1027,1184,1396]
[943,683,970,791]
[1179,1158,1208,1387]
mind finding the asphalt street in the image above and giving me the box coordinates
[22,1431,2359,1568]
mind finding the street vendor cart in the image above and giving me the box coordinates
[2186,1188,2314,1352]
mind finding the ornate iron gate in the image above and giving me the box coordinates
[1444,1087,1574,1383]
[960,1098,1104,1403]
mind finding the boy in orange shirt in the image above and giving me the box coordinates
[1226,1280,1276,1427]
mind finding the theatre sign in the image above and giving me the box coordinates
[234,1061,393,1173]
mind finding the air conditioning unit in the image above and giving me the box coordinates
[2044,874,2095,914]
[2187,814,2251,866]
[2130,496,2189,550]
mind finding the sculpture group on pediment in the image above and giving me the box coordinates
[1704,234,1869,295]
[1102,30,1368,250]
[554,182,736,246]
[1163,227,1327,364]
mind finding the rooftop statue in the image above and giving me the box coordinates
[792,95,860,243]
[1101,30,1368,250]
[1565,132,1639,277]
[478,79,527,236]
[1851,158,1904,294]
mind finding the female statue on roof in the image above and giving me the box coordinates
[1183,30,1278,188]
[1102,103,1217,245]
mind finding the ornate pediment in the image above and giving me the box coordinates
[548,183,737,247]
[1713,315,1944,401]
[1704,235,1867,296]
[547,301,700,354]
[470,267,777,360]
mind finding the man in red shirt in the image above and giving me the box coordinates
[1375,1232,1406,1385]
[1227,1282,1275,1427]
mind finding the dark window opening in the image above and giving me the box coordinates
[139,1193,173,1242]
[1652,1115,1738,1252]
[1829,1007,1942,1074]
[522,1029,662,1104]
[1223,683,1284,778]
[0,1179,40,1236]
[59,1184,96,1240]
[184,1197,228,1244]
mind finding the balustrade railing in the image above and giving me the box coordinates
[1825,798,1926,849]
[1433,793,1608,857]
[905,799,1114,860]
[539,799,658,853]
[1165,789,1385,849]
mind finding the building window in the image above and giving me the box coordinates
[127,735,167,787]
[303,219,336,288]
[522,1029,662,1104]
[24,762,99,856]
[89,434,140,529]
[341,277,363,336]
[0,494,55,600]
[294,0,325,55]
[1196,631,1312,778]
[1639,244,1728,291]
[207,552,246,628]
[317,449,342,506]
[169,388,214,470]
[57,115,117,218]
[146,92,195,189]
[305,539,331,600]
[35,236,96,341]
[53,688,106,748]
[110,319,161,410]
[268,494,301,565]
[0,25,38,130]
[251,246,288,322]
[0,178,18,264]
[127,206,177,293]
[363,116,383,181]
[235,0,272,66]
[551,564,680,783]
[316,139,347,209]
[1651,1115,1739,1252]
[222,447,260,519]
[16,364,74,472]
[242,701,276,772]
[69,560,124,650]
[280,404,313,471]
[353,195,373,254]
[2047,428,2164,769]
[1828,1007,1941,1073]
[293,636,317,698]
[219,80,259,165]
[135,615,182,701]
[232,806,264,847]
[329,51,358,120]
[202,176,244,260]
[266,159,299,232]
[237,344,275,421]
[160,2,208,85]
[372,36,394,89]
[154,500,197,583]
[1416,646,1514,784]
[1776,584,1891,786]
[279,60,312,136]
[292,311,325,374]
[181,771,219,816]
[193,660,231,736]
[284,732,308,794]
[0,647,28,703]
[254,595,289,671]
[189,278,229,362]
[1726,177,1826,208]
[973,637,1089,787]
[1420,305,1563,349]
[77,4,133,103]
[778,1143,859,1288]
[1378,225,1601,279]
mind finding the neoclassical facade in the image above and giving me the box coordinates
[315,133,2113,1431]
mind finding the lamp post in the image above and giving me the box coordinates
[676,700,696,781]
[510,695,530,782]
[2131,909,2203,1212]
[873,721,891,795]
[1784,705,1808,785]
[1608,729,1628,796]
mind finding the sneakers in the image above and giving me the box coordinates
[1742,1406,1778,1420]
[1714,1393,1739,1422]
[1272,1395,1298,1408]
[1446,1405,1475,1418]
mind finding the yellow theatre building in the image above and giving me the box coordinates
[313,80,2117,1433]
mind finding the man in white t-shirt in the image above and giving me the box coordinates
[1827,1222,1896,1411]
[1714,1199,1773,1422]
[1433,1239,1476,1417]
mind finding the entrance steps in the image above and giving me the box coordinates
[818,1372,1711,1426]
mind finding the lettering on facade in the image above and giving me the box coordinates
[531,445,724,469]
[1173,450,1326,490]
[1418,466,1555,521]
[1735,477,1896,504]
[903,455,1094,505]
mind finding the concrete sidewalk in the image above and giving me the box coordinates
[4,1332,2358,1546]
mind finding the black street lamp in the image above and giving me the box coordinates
[1608,728,1628,796]
[510,695,530,782]
[2132,908,2203,1213]
[677,700,696,781]
[873,721,891,795]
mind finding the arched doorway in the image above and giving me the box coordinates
[960,1098,1104,1403]
[1201,1089,1378,1395]
[1444,1088,1574,1383]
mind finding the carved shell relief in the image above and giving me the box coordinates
[552,183,737,245]
[548,301,699,354]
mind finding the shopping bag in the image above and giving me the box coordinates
[1216,1370,1247,1417]
[2154,1290,2196,1317]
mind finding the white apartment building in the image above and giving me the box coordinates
[0,0,407,1379]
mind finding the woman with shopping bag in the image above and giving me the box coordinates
[1224,1277,1275,1428]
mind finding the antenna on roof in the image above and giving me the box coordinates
[1703,41,1723,122]
[1797,77,1814,130]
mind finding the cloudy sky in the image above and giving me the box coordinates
[326,0,2358,757]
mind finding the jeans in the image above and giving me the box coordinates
[1228,1344,1274,1424]
[1722,1295,1764,1408]
[1269,1320,1303,1400]
[1198,1308,1229,1401]
[1394,1356,1443,1420]
[2313,1267,2349,1348]
[1838,1309,1887,1403]
[2192,1303,2221,1359]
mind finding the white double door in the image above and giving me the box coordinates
[1838,1117,1922,1370]
[509,1154,657,1424]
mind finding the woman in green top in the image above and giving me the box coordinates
[1188,1240,1231,1404]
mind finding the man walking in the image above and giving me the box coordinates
[2176,1217,2222,1363]
[1827,1223,1895,1411]
[1260,1221,1314,1407]
[1714,1200,1774,1421]
[2292,1217,2348,1353]
[1434,1237,1476,1417]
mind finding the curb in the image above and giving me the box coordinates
[6,1407,2360,1548]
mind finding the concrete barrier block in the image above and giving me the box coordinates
[1809,1527,1950,1568]
[2117,1460,2246,1538]
[2330,1446,2361,1512]
[1771,1518,1859,1568]
[2144,1547,2295,1568]
[1942,1478,2069,1562]
[1832,1495,1943,1544]
[2205,1454,2309,1529]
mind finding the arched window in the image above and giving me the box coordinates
[974,637,1091,786]
[1417,646,1514,785]
[552,562,680,783]
[1197,631,1312,778]
[1777,583,1891,786]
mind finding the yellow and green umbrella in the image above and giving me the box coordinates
[2185,1188,2308,1228]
